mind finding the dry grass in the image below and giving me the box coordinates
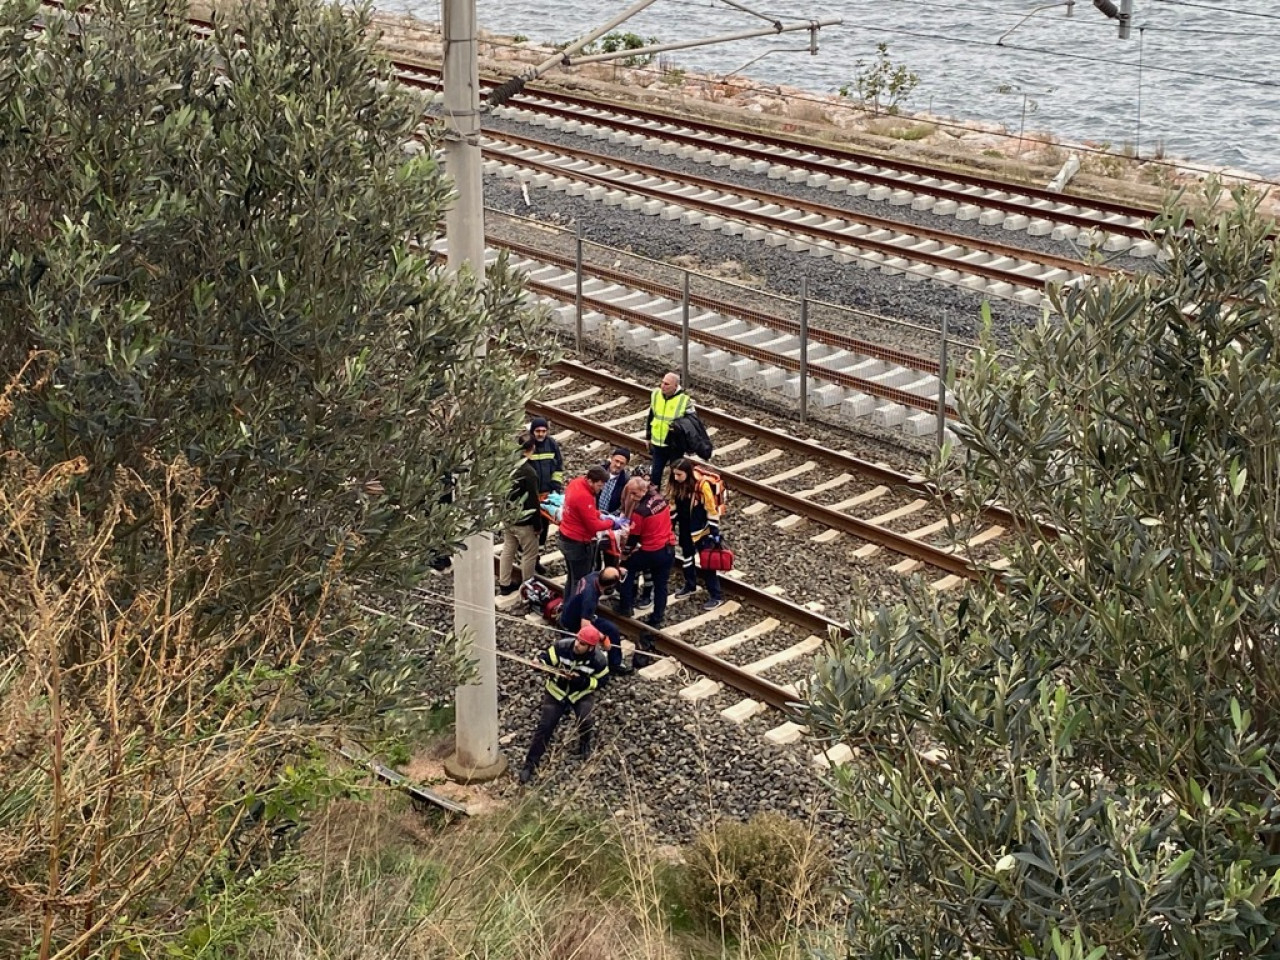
[244,725,841,960]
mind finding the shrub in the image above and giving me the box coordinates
[681,812,832,942]
[838,42,920,116]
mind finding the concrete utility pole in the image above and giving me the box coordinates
[442,0,505,784]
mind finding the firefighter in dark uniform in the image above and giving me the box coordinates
[528,416,565,566]
[518,623,610,784]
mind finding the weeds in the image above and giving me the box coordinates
[838,42,920,116]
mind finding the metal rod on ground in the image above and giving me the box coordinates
[574,220,584,354]
[936,313,950,448]
[681,270,690,390]
[799,278,809,424]
[443,0,505,783]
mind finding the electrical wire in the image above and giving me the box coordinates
[849,23,1280,90]
[851,0,1280,38]
[470,33,1280,190]
[1000,40,1280,88]
[1150,0,1280,20]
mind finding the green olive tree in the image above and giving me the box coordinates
[804,185,1280,959]
[0,0,537,953]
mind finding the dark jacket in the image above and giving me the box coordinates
[530,436,564,494]
[597,465,630,515]
[673,477,720,544]
[542,637,609,702]
[509,460,540,527]
[559,570,610,631]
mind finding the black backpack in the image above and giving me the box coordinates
[670,412,713,460]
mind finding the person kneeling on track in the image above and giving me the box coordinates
[518,623,610,784]
[559,566,629,676]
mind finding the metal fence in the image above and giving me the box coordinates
[487,206,989,446]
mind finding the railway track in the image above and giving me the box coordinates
[469,227,957,435]
[480,128,1103,305]
[390,59,1164,255]
[508,361,1013,768]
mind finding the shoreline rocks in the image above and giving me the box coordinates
[369,8,1278,219]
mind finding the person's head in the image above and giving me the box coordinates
[530,416,549,442]
[620,475,650,518]
[660,372,681,398]
[607,446,631,475]
[586,464,609,494]
[518,434,536,458]
[574,622,603,653]
[598,567,621,595]
[668,457,695,498]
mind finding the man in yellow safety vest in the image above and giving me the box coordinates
[645,371,693,488]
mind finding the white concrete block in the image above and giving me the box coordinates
[840,393,876,419]
[872,403,908,428]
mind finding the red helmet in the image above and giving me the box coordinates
[576,623,603,647]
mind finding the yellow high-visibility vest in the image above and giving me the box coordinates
[649,389,690,446]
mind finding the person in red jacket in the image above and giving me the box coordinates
[558,465,617,593]
[616,476,675,627]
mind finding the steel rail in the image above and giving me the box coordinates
[530,575,803,715]
[719,577,851,642]
[390,60,1166,236]
[526,399,981,579]
[489,85,1162,242]
[486,129,1106,290]
[526,277,958,417]
[495,232,950,377]
[548,359,1038,535]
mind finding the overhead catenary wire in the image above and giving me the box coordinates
[834,0,1280,38]
[469,33,1280,191]
[1150,0,1280,21]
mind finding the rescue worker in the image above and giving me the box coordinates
[498,435,541,595]
[560,566,628,675]
[519,623,610,784]
[616,476,675,628]
[558,465,616,593]
[668,457,723,611]
[528,416,565,495]
[644,372,693,489]
[595,446,632,574]
[528,416,564,570]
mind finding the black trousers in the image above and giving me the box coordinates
[523,691,595,771]
[560,537,596,595]
[620,545,674,622]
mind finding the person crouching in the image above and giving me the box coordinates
[518,623,610,784]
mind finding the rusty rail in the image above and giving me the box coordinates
[550,360,1037,534]
[527,397,982,580]
[529,280,957,418]
[496,232,951,377]
[486,130,1108,291]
